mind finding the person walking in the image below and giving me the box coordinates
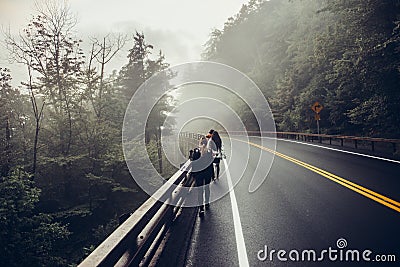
[208,129,223,180]
[191,135,214,216]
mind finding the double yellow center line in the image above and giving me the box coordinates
[236,139,400,213]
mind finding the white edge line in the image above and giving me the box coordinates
[223,158,250,267]
[252,136,400,164]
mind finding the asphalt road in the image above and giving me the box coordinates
[184,137,400,267]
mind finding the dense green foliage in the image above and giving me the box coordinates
[0,2,176,265]
[203,0,400,138]
[0,170,70,266]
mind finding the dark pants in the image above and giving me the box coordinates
[213,157,221,179]
[194,163,213,208]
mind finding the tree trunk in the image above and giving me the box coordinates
[156,127,163,174]
[2,116,11,176]
[32,118,40,180]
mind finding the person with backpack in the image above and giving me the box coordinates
[208,129,223,180]
[190,136,214,216]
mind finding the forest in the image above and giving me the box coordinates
[203,0,400,138]
[0,1,176,265]
[0,0,399,266]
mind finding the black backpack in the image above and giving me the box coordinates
[190,147,201,161]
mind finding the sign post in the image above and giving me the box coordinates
[311,102,323,136]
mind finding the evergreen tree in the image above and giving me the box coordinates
[203,0,400,138]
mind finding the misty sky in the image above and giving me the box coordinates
[0,0,249,85]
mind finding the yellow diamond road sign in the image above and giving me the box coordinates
[311,102,323,114]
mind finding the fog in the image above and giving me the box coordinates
[0,0,249,86]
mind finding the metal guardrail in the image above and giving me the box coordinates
[179,130,400,154]
[179,132,203,140]
[179,132,203,157]
[79,160,194,267]
[222,131,400,154]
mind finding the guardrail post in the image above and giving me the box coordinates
[371,141,375,152]
[329,137,332,145]
[393,143,397,154]
[354,140,358,149]
[341,139,344,147]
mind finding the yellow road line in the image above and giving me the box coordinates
[234,138,400,213]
